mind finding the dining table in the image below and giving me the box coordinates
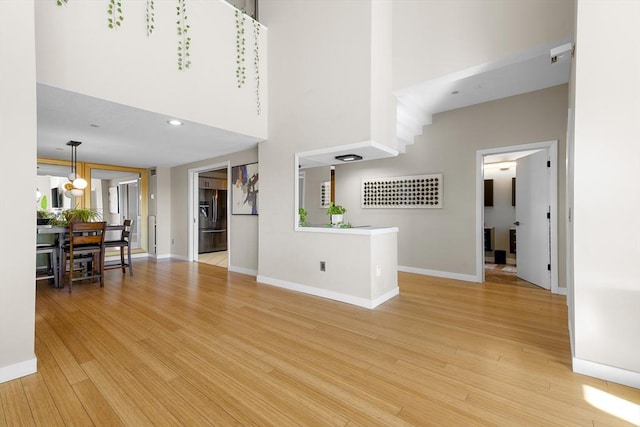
[37,223,126,288]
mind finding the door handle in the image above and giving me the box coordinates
[513,221,520,226]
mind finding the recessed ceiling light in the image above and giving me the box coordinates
[451,90,459,95]
[335,154,363,162]
[90,124,100,128]
[167,119,183,126]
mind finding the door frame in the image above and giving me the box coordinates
[187,161,230,262]
[476,140,559,293]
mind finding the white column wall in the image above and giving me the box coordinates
[154,167,172,258]
[258,0,377,289]
[572,0,640,386]
[370,0,396,149]
[0,0,38,383]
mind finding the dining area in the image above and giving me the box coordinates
[36,218,133,293]
[35,152,148,293]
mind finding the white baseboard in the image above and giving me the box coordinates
[0,356,37,383]
[398,265,480,283]
[123,253,170,260]
[228,265,258,276]
[131,253,149,259]
[256,275,399,309]
[370,288,400,308]
[573,357,640,389]
[104,252,149,262]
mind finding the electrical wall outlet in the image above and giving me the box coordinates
[320,261,326,272]
[376,265,382,277]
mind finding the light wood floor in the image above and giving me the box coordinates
[2,260,638,426]
[198,251,227,268]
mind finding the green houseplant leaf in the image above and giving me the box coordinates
[326,202,346,215]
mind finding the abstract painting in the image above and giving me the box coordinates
[231,163,259,215]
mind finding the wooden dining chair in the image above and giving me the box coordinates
[61,221,107,293]
[104,219,133,276]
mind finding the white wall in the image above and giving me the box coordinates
[392,0,575,89]
[566,0,578,364]
[337,85,568,283]
[153,167,172,257]
[35,0,267,140]
[0,0,38,383]
[572,0,640,386]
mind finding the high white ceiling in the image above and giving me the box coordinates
[395,39,573,121]
[36,39,573,171]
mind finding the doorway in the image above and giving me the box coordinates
[477,140,559,293]
[189,162,230,268]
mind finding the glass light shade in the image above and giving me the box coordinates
[73,177,88,189]
[71,188,84,197]
[64,181,74,191]
[64,190,72,198]
[68,172,76,181]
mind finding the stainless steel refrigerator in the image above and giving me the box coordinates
[198,189,227,253]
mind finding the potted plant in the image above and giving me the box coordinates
[54,207,102,225]
[298,207,308,226]
[326,202,346,226]
[37,210,54,225]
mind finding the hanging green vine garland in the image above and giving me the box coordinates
[235,9,246,88]
[176,0,191,70]
[56,0,68,6]
[107,0,124,29]
[252,19,261,115]
[146,0,155,37]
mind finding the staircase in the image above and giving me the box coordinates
[395,93,432,153]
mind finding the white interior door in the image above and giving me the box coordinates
[515,149,550,289]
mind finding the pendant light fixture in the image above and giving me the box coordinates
[64,140,88,198]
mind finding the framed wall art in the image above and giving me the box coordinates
[361,173,443,209]
[231,163,259,215]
